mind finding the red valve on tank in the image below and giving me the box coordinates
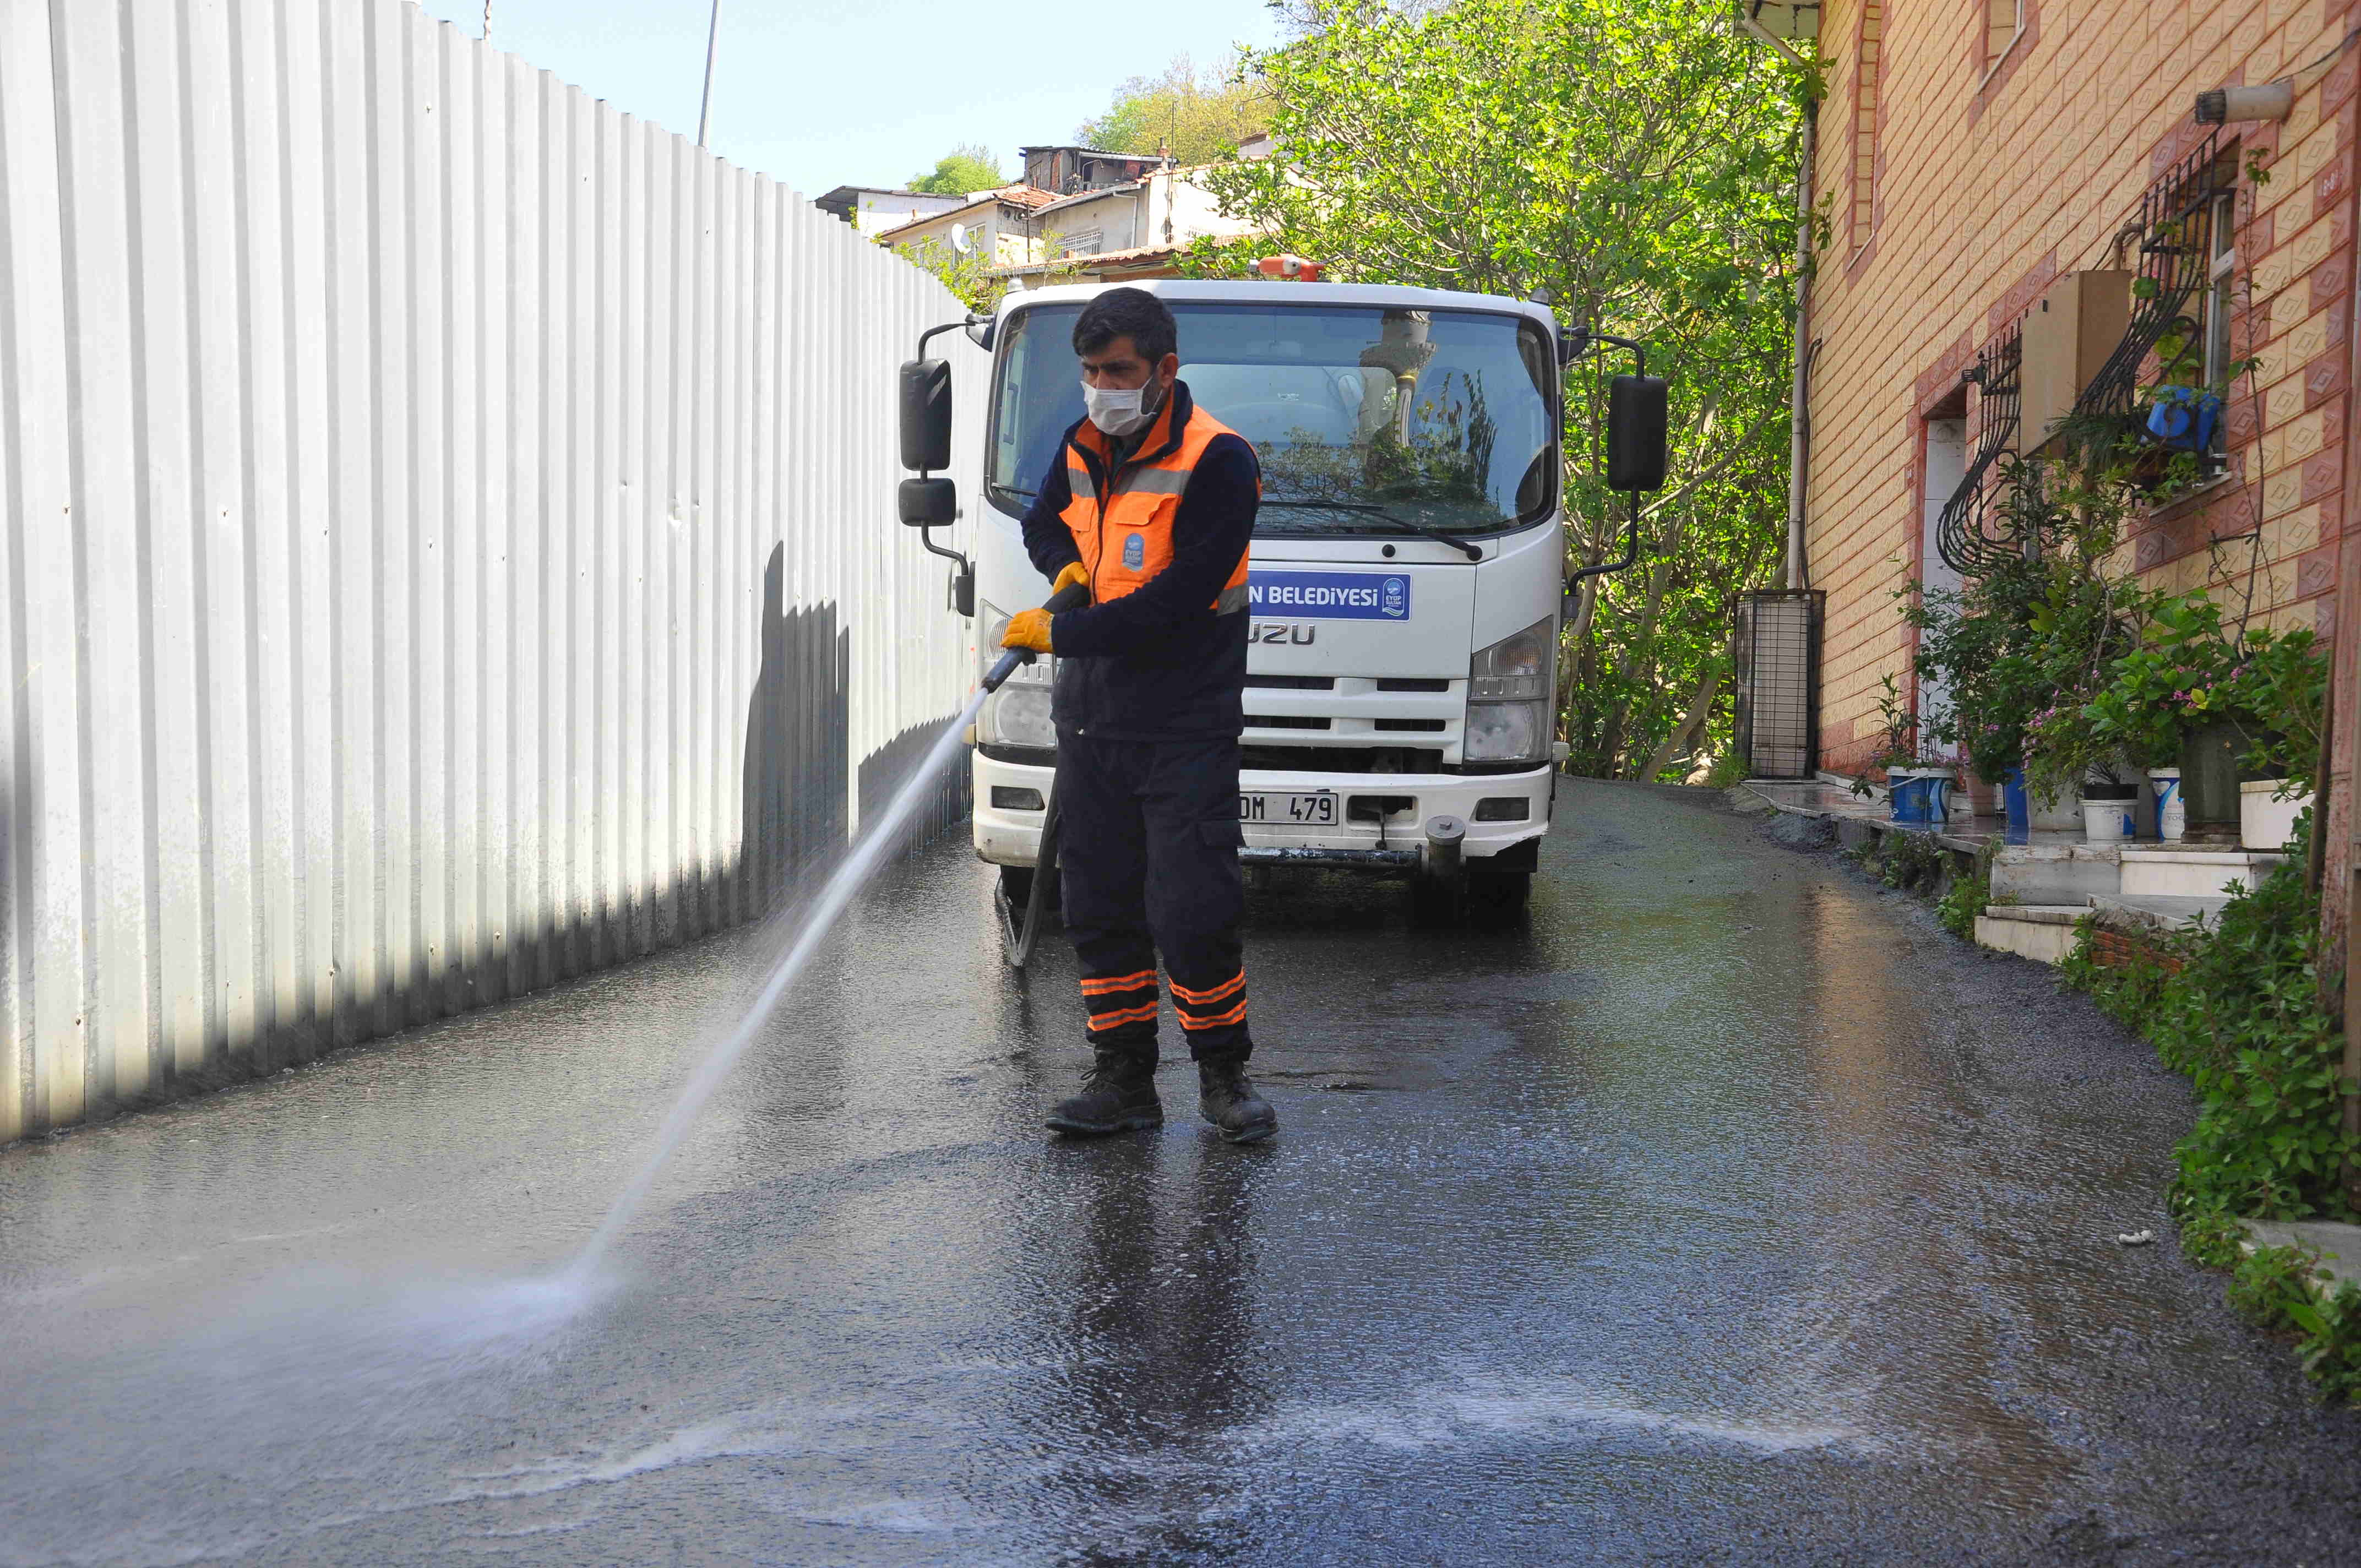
[1255,254,1324,282]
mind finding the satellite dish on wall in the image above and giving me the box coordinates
[950,222,974,256]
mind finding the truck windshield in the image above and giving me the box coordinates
[987,301,1558,536]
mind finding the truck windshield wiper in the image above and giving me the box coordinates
[1259,501,1483,560]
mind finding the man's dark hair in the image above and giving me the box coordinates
[1073,286,1177,364]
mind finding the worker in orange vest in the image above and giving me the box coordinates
[997,287,1275,1144]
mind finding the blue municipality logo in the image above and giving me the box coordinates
[1247,571,1413,622]
[1123,532,1145,569]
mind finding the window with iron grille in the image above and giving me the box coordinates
[2071,130,2235,467]
[1935,323,2023,576]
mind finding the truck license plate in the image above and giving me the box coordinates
[1239,791,1336,826]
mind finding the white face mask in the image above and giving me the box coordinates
[1081,378,1162,438]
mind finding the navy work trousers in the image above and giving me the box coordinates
[1054,732,1252,1062]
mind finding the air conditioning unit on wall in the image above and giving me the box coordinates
[2020,270,2131,453]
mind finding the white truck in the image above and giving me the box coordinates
[896,277,1663,957]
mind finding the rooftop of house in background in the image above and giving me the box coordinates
[1018,145,1170,197]
[871,184,1062,246]
[993,241,1195,282]
[812,185,970,238]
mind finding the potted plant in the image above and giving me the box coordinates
[1853,675,1957,824]
[2082,594,2239,842]
[2078,770,2140,844]
[1909,557,2061,829]
[2217,625,2327,850]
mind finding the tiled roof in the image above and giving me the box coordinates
[872,186,1060,242]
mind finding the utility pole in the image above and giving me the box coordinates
[696,0,721,149]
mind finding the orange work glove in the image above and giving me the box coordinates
[1000,608,1054,654]
[1051,560,1089,595]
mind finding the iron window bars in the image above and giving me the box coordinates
[1935,323,2023,575]
[2072,130,2232,423]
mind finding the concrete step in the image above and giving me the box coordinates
[1972,904,2088,965]
[1989,842,2286,905]
[1989,844,2124,905]
[2088,892,2228,932]
[2117,846,2284,899]
[2245,1220,2361,1291]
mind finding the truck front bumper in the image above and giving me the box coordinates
[971,750,1553,870]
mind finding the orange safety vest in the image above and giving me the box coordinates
[1060,390,1254,616]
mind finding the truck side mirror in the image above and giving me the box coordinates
[899,358,953,472]
[898,477,957,527]
[1606,374,1668,492]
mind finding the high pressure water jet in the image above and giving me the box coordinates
[571,580,1090,1272]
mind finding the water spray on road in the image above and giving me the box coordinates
[571,685,994,1275]
[571,582,1085,1272]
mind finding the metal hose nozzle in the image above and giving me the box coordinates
[980,579,1091,693]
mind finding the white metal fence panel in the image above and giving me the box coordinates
[0,0,986,1141]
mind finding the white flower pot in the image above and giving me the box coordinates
[2080,797,2136,843]
[2148,766,2185,842]
[2240,780,2311,851]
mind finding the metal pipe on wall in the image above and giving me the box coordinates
[1785,99,1816,592]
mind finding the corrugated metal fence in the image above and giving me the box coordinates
[0,0,987,1142]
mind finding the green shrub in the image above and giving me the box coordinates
[2059,811,2357,1223]
[2223,1242,2361,1403]
[2229,1241,2319,1329]
[2174,1204,2246,1270]
[2289,1278,2361,1402]
[1703,750,1748,790]
[1935,841,1994,941]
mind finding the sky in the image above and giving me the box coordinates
[415,0,1287,199]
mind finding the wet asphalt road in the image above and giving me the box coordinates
[4,779,2359,1566]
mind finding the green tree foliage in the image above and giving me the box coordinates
[907,144,1005,196]
[1209,0,1805,778]
[1075,57,1274,167]
[895,238,1000,314]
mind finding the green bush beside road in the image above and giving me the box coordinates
[2057,812,2361,1400]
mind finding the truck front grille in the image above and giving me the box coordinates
[1241,744,1446,774]
[1239,673,1464,766]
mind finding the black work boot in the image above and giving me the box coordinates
[1196,1056,1276,1144]
[1046,1038,1162,1136]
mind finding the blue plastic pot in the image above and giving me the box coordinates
[2001,766,2030,834]
[1889,772,1944,825]
[2146,385,2222,453]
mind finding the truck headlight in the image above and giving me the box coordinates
[976,601,1057,748]
[982,683,1057,748]
[1466,616,1555,763]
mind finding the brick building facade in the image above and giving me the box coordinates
[1798,0,2361,933]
